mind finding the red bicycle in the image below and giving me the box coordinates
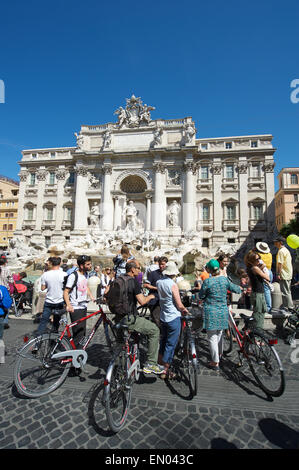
[14,298,117,398]
[223,307,285,397]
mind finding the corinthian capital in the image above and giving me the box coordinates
[56,169,67,180]
[263,162,275,173]
[19,171,29,182]
[237,163,248,174]
[103,165,112,175]
[211,164,223,175]
[36,170,47,181]
[183,161,196,174]
[153,162,166,174]
[75,165,89,177]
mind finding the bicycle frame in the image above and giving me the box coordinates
[104,331,140,387]
[47,305,113,367]
[227,307,253,356]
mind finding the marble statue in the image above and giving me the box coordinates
[168,200,180,227]
[89,201,100,228]
[183,123,195,144]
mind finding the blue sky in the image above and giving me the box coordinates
[0,0,298,191]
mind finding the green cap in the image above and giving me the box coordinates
[206,259,220,272]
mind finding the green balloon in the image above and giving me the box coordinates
[286,234,299,249]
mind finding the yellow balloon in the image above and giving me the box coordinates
[286,234,299,249]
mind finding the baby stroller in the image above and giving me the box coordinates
[11,280,33,317]
[283,303,299,346]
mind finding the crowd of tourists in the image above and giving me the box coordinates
[0,234,298,377]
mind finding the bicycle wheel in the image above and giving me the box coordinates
[187,337,198,396]
[179,334,198,397]
[104,351,132,433]
[14,333,72,398]
[223,325,233,355]
[104,320,118,350]
[246,332,285,397]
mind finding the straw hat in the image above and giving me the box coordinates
[256,242,270,254]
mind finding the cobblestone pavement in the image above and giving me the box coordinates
[0,316,299,450]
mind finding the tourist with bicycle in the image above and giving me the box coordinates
[143,256,168,329]
[198,259,241,371]
[107,259,164,375]
[63,255,95,348]
[245,250,270,329]
[36,257,67,336]
[156,261,188,379]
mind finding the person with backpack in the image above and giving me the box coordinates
[106,259,164,375]
[63,255,95,347]
[0,258,13,330]
[0,284,12,342]
[113,245,134,278]
[36,257,67,336]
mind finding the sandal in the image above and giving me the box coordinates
[160,369,176,380]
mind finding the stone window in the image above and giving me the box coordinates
[27,207,34,220]
[50,152,55,158]
[226,164,234,179]
[253,204,263,220]
[225,142,232,149]
[120,175,147,194]
[252,163,261,178]
[291,174,298,184]
[294,194,298,202]
[46,207,54,220]
[202,205,210,220]
[226,205,236,220]
[201,166,209,180]
[251,141,258,148]
[202,238,209,247]
[30,173,36,185]
[49,172,56,185]
[201,143,208,150]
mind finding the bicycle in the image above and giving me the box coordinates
[170,312,198,397]
[14,298,117,398]
[102,318,141,433]
[225,309,285,397]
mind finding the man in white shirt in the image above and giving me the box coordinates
[36,257,67,335]
[63,255,94,347]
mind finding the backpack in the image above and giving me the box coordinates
[63,270,79,298]
[13,281,28,294]
[106,274,134,318]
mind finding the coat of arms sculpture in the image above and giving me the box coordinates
[114,95,155,128]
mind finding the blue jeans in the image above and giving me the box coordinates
[264,270,273,312]
[37,302,64,335]
[159,317,181,365]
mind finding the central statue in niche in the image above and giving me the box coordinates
[122,200,143,231]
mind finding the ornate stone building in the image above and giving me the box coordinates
[15,95,276,249]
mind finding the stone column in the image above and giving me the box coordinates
[101,164,114,231]
[212,162,223,241]
[113,195,121,230]
[73,165,89,231]
[183,158,196,232]
[264,160,275,231]
[54,168,67,233]
[152,162,166,231]
[34,170,47,232]
[146,195,152,231]
[15,171,28,232]
[238,162,249,236]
